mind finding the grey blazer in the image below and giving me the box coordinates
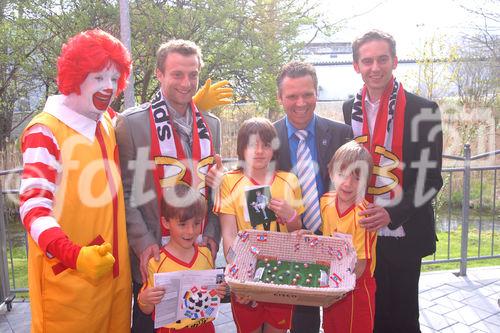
[115,102,221,283]
[273,115,353,193]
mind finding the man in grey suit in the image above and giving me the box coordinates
[115,39,221,333]
[273,61,353,333]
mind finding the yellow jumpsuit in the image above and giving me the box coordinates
[24,112,131,333]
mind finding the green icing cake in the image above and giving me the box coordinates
[253,258,329,288]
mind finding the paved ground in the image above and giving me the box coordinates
[1,266,499,332]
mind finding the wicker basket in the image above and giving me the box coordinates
[224,230,357,307]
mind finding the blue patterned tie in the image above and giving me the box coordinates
[295,130,322,232]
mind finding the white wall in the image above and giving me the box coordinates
[314,61,458,101]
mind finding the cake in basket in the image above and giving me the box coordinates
[224,229,357,306]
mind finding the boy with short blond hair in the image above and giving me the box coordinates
[320,141,376,333]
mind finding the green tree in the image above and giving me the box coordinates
[129,0,328,120]
[0,0,120,146]
[0,0,332,144]
[406,34,459,101]
[453,0,499,108]
[453,37,498,108]
[0,1,50,148]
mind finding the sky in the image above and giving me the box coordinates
[315,0,499,58]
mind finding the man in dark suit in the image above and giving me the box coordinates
[343,30,443,333]
[273,61,353,333]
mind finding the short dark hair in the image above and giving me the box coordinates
[276,61,318,96]
[328,141,374,188]
[236,117,278,167]
[156,39,203,73]
[161,184,207,222]
[352,30,396,63]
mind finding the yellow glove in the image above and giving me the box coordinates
[193,78,233,111]
[76,243,115,280]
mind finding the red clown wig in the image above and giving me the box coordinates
[57,29,132,96]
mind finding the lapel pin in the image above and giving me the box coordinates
[322,139,327,146]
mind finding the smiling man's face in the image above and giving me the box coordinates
[278,75,317,130]
[353,39,398,101]
[156,52,200,115]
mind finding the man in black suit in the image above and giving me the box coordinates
[273,61,353,333]
[343,30,443,333]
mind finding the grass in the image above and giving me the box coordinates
[6,227,499,299]
[6,245,29,300]
[436,170,499,212]
[423,228,500,271]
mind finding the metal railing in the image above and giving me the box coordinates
[0,167,24,309]
[422,145,500,276]
[0,146,498,305]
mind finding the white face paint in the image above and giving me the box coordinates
[77,63,120,118]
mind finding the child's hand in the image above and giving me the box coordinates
[235,293,253,305]
[216,282,228,298]
[139,286,166,307]
[268,199,295,222]
[354,259,367,279]
[291,229,312,237]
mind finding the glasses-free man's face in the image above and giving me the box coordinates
[156,52,200,114]
[278,75,317,130]
[353,39,398,100]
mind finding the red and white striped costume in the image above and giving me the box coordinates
[20,95,131,333]
[20,103,120,258]
[21,121,64,253]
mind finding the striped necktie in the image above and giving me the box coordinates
[295,130,322,232]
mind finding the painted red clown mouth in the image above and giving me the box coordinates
[92,89,113,111]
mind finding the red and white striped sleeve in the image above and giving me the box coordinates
[19,124,67,254]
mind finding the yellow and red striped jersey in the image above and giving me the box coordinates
[320,192,377,275]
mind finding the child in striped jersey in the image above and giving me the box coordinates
[138,184,227,333]
[214,117,304,333]
[320,141,376,333]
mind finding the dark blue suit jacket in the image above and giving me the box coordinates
[273,115,353,194]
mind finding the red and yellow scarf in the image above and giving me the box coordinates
[351,77,406,205]
[148,90,215,239]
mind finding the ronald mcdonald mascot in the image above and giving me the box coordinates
[19,29,132,332]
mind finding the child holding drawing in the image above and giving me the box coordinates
[138,184,227,333]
